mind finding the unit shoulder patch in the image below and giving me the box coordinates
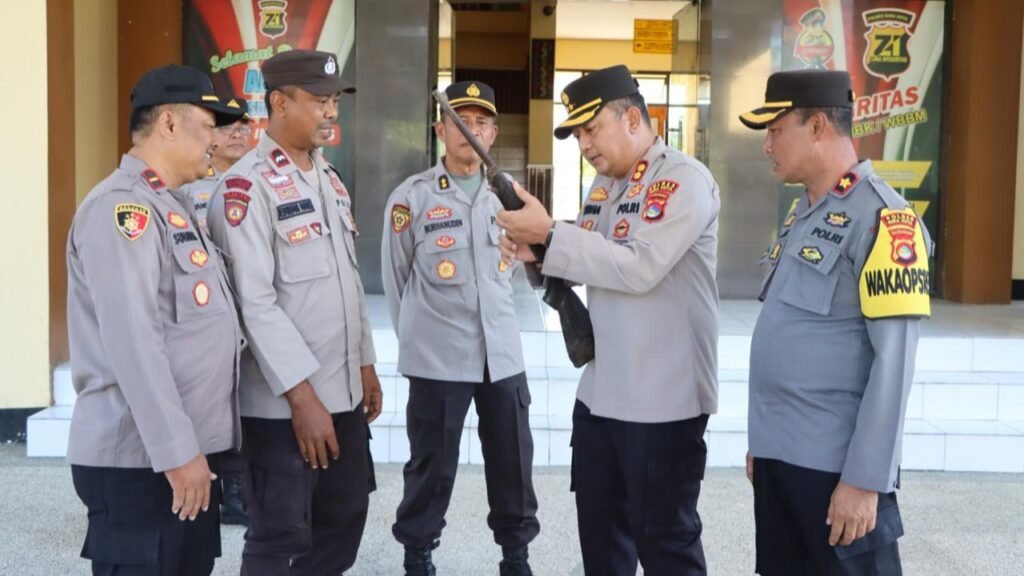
[859,207,931,319]
[114,203,151,241]
[224,191,251,227]
[392,204,411,233]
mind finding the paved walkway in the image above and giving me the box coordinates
[2,445,1021,575]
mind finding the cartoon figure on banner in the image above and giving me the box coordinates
[862,8,915,82]
[794,7,835,70]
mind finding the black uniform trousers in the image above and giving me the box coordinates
[392,370,540,549]
[71,452,226,576]
[753,458,904,576]
[571,400,709,576]
[240,405,376,576]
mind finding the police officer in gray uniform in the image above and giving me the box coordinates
[382,81,539,576]
[498,65,720,575]
[182,97,252,234]
[66,64,245,575]
[206,50,382,575]
[740,70,932,575]
[181,95,253,527]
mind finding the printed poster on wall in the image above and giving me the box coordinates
[781,0,944,252]
[183,0,356,180]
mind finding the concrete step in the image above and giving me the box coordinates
[26,405,72,457]
[53,364,74,406]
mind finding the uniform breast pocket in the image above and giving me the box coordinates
[338,208,359,268]
[171,244,227,323]
[778,243,841,316]
[420,229,469,286]
[487,225,513,281]
[274,221,331,283]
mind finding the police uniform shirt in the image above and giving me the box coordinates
[542,138,721,423]
[381,160,525,383]
[180,166,220,231]
[749,159,932,493]
[206,134,376,419]
[66,154,242,472]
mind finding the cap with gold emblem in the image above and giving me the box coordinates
[554,64,640,140]
[130,64,245,127]
[739,70,854,130]
[444,80,497,116]
[223,96,250,121]
[262,49,355,96]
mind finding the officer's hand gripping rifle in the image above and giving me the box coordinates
[432,90,595,368]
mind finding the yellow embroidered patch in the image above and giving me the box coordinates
[859,208,931,319]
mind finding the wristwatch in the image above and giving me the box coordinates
[544,222,556,247]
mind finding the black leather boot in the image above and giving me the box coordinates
[404,540,439,576]
[220,476,249,526]
[499,545,533,576]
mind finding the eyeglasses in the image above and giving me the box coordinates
[216,122,252,136]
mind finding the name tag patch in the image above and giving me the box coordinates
[277,199,315,221]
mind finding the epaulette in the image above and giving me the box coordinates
[865,174,910,210]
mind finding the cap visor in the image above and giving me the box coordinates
[196,101,247,127]
[739,106,790,130]
[302,77,356,96]
[553,107,601,140]
[448,98,497,116]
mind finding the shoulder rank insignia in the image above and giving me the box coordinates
[859,208,931,319]
[224,191,251,227]
[141,169,165,190]
[613,218,630,239]
[439,175,450,190]
[783,212,797,228]
[769,242,782,262]
[391,204,411,233]
[269,148,291,169]
[832,171,859,196]
[630,160,648,182]
[825,211,851,228]
[799,246,823,264]
[436,259,457,279]
[114,203,151,241]
[167,212,189,229]
[588,187,608,202]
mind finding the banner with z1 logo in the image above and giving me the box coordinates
[781,0,944,262]
[183,0,355,163]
